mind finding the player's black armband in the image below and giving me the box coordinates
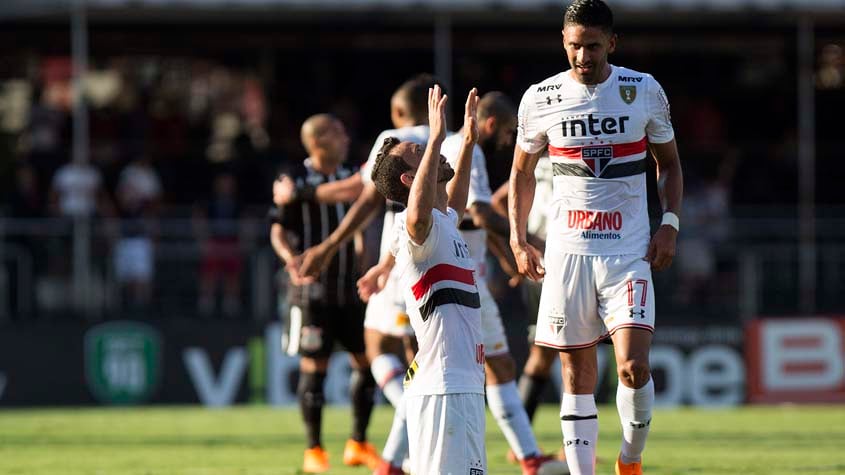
[294,183,317,202]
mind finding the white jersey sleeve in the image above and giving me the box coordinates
[391,208,459,263]
[645,76,675,144]
[516,86,549,155]
[440,134,492,206]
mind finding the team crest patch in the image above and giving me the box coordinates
[620,85,637,105]
[548,315,566,336]
[581,146,613,177]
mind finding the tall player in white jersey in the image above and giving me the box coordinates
[373,85,486,475]
[508,2,683,475]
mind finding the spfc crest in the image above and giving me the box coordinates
[548,315,566,336]
[619,85,637,105]
[582,146,613,177]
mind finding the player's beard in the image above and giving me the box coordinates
[438,166,455,183]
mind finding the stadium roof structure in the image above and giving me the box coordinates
[3,0,845,17]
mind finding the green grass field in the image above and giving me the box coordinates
[1,404,844,474]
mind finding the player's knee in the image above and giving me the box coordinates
[617,359,650,389]
[528,345,557,373]
[485,354,516,384]
[297,371,326,405]
[349,368,376,398]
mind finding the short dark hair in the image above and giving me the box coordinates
[478,91,516,123]
[394,73,443,125]
[371,137,412,205]
[564,0,614,34]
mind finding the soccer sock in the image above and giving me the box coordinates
[487,382,541,460]
[381,394,410,466]
[349,368,376,443]
[297,371,326,449]
[560,393,598,475]
[517,373,549,423]
[617,377,654,464]
[370,353,406,407]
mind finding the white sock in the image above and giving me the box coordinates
[370,353,405,407]
[381,394,409,466]
[560,393,598,475]
[617,377,654,464]
[486,382,540,460]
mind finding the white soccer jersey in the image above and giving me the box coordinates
[517,65,674,255]
[528,153,553,240]
[440,134,493,280]
[390,207,485,397]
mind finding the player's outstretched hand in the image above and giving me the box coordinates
[463,87,479,145]
[644,224,677,271]
[272,175,295,206]
[511,241,545,282]
[285,254,314,286]
[356,263,389,303]
[428,85,448,144]
[299,241,337,279]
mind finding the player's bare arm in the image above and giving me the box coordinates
[471,201,545,251]
[405,86,448,245]
[490,181,509,217]
[645,138,683,272]
[508,146,545,281]
[356,252,395,302]
[445,88,479,222]
[299,182,384,278]
[315,174,364,204]
[270,222,312,286]
[274,173,363,206]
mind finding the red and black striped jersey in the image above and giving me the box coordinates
[390,207,485,396]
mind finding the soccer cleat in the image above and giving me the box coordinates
[521,454,569,475]
[372,459,405,475]
[614,454,643,475]
[508,446,556,465]
[343,439,380,469]
[302,446,330,473]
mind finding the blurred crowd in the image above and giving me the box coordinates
[0,42,842,322]
[0,57,280,319]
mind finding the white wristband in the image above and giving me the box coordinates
[661,212,680,231]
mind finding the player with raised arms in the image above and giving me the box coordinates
[371,85,486,474]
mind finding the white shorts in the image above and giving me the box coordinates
[478,281,509,357]
[535,252,655,349]
[113,237,153,282]
[406,392,487,475]
[364,270,413,337]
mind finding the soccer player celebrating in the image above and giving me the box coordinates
[508,2,683,475]
[269,114,378,473]
[371,85,485,474]
[359,92,559,474]
[293,74,439,472]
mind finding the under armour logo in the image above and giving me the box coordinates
[546,94,562,105]
[629,308,646,319]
